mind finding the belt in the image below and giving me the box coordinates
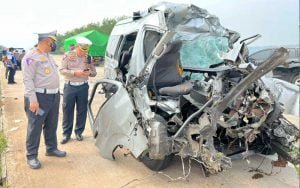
[35,88,59,94]
[66,81,88,86]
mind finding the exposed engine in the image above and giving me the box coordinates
[140,48,300,175]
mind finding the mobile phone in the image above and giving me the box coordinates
[37,108,45,116]
[87,55,92,64]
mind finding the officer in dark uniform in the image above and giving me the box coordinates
[7,47,18,84]
[22,31,66,169]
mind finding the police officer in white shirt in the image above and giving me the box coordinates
[60,36,97,144]
[22,31,66,169]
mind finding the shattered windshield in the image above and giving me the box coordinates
[180,36,229,69]
[151,2,235,73]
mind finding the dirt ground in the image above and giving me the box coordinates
[1,56,299,188]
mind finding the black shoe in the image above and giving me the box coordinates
[27,158,41,169]
[75,134,83,141]
[12,81,17,84]
[46,149,67,157]
[60,136,70,144]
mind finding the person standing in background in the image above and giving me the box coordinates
[18,49,26,70]
[1,50,9,79]
[7,47,17,84]
[14,50,20,70]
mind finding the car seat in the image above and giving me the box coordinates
[148,41,193,97]
[119,46,134,76]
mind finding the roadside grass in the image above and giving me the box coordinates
[0,131,7,155]
[0,131,7,178]
[0,65,8,187]
[295,165,300,176]
[0,131,7,187]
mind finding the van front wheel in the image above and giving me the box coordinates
[140,153,173,171]
[290,73,300,86]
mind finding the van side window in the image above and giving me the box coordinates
[143,30,162,61]
[117,32,138,79]
[106,35,123,59]
[117,32,137,60]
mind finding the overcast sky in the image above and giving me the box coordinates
[0,0,298,49]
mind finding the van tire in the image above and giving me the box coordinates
[290,73,300,86]
[141,153,173,171]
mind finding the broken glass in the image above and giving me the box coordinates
[180,36,229,68]
[179,35,229,80]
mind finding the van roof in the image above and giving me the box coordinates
[112,11,166,35]
[117,18,134,25]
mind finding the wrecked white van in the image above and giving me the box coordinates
[87,2,299,175]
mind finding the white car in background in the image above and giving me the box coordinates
[250,47,300,86]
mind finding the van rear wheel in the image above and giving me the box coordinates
[141,153,173,171]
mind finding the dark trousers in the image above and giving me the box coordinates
[62,83,89,137]
[5,67,8,79]
[24,93,60,160]
[8,67,15,83]
[17,60,21,70]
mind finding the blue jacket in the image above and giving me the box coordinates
[7,52,17,67]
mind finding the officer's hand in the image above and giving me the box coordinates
[82,70,91,76]
[29,101,39,114]
[74,70,90,77]
[74,70,84,77]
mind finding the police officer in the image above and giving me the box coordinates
[22,31,66,169]
[60,36,97,144]
[7,47,18,84]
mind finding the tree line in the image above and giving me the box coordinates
[0,16,127,54]
[0,45,6,52]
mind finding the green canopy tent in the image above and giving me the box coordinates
[64,30,109,57]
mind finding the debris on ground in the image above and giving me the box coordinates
[252,173,264,179]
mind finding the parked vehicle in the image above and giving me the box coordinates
[249,47,300,86]
[87,2,299,176]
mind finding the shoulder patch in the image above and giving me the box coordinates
[26,58,35,65]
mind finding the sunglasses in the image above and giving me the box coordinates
[78,45,89,52]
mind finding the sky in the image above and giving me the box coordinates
[0,0,298,49]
